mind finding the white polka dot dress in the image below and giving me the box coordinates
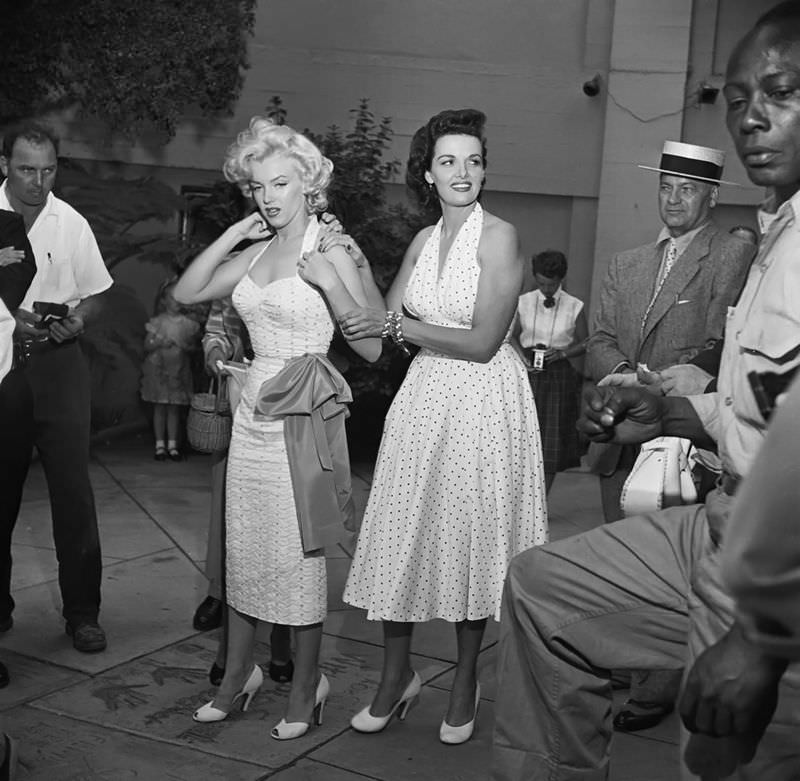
[343,204,548,622]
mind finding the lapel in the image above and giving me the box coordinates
[640,223,715,344]
[629,244,662,336]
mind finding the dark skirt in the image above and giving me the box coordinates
[529,358,582,474]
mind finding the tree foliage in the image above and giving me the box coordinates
[1,0,257,138]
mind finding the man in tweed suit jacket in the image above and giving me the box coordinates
[586,142,755,522]
[584,141,755,733]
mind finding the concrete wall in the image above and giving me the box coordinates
[50,0,614,314]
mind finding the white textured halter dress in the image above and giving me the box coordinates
[226,220,332,624]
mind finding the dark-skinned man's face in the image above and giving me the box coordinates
[725,24,800,200]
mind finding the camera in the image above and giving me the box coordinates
[32,300,69,329]
[532,344,546,372]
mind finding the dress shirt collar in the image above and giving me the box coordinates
[0,181,57,229]
[757,188,800,235]
[656,220,710,255]
[534,286,563,304]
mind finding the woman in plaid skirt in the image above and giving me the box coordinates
[514,250,588,493]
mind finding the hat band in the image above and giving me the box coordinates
[660,153,722,183]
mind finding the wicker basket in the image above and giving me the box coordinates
[187,377,232,453]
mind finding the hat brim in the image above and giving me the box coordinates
[637,164,741,186]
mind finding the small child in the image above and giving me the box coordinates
[141,279,201,460]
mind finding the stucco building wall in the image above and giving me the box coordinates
[51,0,773,316]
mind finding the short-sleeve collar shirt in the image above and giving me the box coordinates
[0,181,112,310]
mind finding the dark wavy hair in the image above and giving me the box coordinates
[406,108,487,211]
[532,249,568,280]
[756,0,800,27]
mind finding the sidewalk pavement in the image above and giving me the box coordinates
[1,435,679,779]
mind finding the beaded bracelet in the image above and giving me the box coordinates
[383,310,411,356]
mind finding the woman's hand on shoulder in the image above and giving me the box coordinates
[297,248,340,291]
[318,229,368,268]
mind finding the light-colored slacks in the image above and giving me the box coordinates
[492,488,800,781]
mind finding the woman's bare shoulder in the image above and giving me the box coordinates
[479,210,519,253]
[481,210,517,237]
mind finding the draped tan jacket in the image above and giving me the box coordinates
[255,353,356,554]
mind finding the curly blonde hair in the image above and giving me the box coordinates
[223,116,333,213]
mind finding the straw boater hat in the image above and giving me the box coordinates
[638,140,739,186]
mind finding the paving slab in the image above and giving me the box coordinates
[31,633,452,770]
[2,552,204,674]
[311,685,492,781]
[7,705,268,780]
[0,440,681,780]
[548,470,604,536]
[268,758,381,780]
[0,649,88,712]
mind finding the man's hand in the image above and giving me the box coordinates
[597,371,642,388]
[660,364,714,396]
[204,346,226,376]
[681,625,787,774]
[0,246,26,267]
[48,314,84,343]
[577,385,666,444]
[14,308,43,339]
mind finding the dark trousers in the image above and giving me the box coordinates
[0,366,34,620]
[204,450,227,601]
[0,341,102,625]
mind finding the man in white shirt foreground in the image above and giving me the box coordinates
[0,121,112,653]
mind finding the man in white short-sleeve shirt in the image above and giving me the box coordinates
[0,121,112,653]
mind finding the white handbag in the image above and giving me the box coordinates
[620,436,698,517]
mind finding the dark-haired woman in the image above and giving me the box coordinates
[340,109,548,744]
[514,250,588,493]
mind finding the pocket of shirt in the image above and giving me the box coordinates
[739,310,800,365]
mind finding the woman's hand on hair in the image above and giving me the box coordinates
[298,249,339,291]
[232,212,270,241]
[338,307,387,340]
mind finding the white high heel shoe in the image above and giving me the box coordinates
[192,664,263,722]
[439,682,481,745]
[350,671,421,733]
[271,674,330,740]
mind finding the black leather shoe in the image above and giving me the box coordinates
[0,662,8,689]
[613,699,674,732]
[0,616,11,633]
[193,596,223,631]
[66,621,107,653]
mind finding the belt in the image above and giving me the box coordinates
[12,336,75,368]
[719,471,740,496]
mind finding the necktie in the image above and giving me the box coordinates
[659,238,678,286]
[641,238,679,334]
